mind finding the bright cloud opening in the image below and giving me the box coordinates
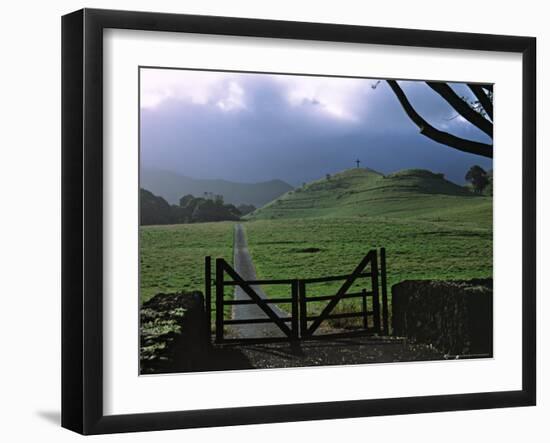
[140,68,371,122]
[277,76,368,122]
[140,69,244,111]
[216,81,246,112]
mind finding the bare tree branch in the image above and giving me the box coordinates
[426,82,493,137]
[468,83,494,121]
[386,80,493,159]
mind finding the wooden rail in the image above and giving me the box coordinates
[205,248,388,343]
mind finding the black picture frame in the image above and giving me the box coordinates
[61,8,536,435]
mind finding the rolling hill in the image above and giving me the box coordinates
[140,166,493,316]
[247,167,490,221]
[141,168,293,207]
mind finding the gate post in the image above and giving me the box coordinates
[362,288,368,330]
[371,251,381,333]
[291,280,299,340]
[204,256,212,342]
[215,258,224,343]
[380,248,389,335]
[298,280,308,339]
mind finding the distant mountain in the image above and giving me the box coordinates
[140,169,293,207]
[247,167,486,220]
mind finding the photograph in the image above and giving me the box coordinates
[57,5,538,436]
[138,67,494,375]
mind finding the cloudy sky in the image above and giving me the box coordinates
[140,68,493,186]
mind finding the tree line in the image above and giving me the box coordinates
[140,189,256,225]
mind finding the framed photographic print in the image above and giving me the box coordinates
[61,8,536,435]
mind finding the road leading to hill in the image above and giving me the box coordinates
[230,224,289,339]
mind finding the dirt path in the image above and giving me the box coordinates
[229,224,289,339]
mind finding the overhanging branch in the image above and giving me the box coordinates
[426,82,493,137]
[468,83,494,121]
[386,80,493,159]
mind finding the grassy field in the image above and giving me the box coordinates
[244,214,491,318]
[139,221,235,304]
[140,167,492,330]
[244,168,492,319]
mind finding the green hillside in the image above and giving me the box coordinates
[139,166,493,330]
[240,167,492,321]
[247,167,486,221]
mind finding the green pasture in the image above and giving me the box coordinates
[139,167,493,329]
[244,213,492,318]
[139,221,235,304]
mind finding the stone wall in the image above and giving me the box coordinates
[392,279,492,357]
[140,291,210,374]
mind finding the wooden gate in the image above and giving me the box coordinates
[299,248,389,339]
[205,257,299,344]
[204,249,388,343]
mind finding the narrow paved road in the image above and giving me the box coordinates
[230,224,289,339]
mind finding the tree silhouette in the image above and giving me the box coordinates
[465,165,490,194]
[385,80,493,159]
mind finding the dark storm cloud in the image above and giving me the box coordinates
[140,69,493,185]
